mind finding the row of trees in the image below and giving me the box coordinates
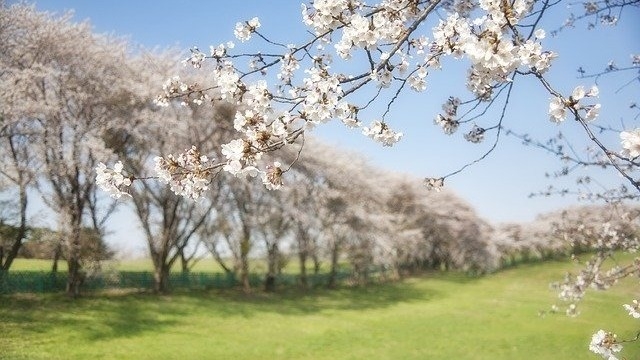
[2,4,638,300]
[495,205,640,266]
[0,3,498,295]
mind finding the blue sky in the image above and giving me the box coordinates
[19,1,640,252]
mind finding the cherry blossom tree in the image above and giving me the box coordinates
[0,4,154,296]
[280,138,393,285]
[384,173,497,274]
[215,179,272,292]
[115,78,234,293]
[0,120,36,272]
[252,193,292,291]
[0,5,44,273]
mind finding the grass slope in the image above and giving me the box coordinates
[1,259,638,359]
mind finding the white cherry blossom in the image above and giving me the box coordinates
[589,330,622,360]
[362,120,403,146]
[95,161,132,199]
[153,146,213,200]
[623,299,640,319]
[549,96,567,123]
[620,129,640,158]
[234,17,261,42]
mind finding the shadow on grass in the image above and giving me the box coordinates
[0,291,181,342]
[418,270,483,284]
[180,278,442,318]
[2,268,508,344]
[0,279,440,341]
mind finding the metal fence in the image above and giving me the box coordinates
[0,269,376,294]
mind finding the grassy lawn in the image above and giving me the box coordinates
[1,259,638,359]
[8,258,68,272]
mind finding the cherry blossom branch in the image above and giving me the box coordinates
[531,71,640,192]
[442,80,514,179]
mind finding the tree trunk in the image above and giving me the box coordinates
[1,185,29,272]
[264,273,276,292]
[328,241,340,289]
[240,236,251,293]
[298,250,308,289]
[180,250,189,273]
[207,242,233,274]
[264,243,278,292]
[51,245,61,273]
[296,225,309,289]
[66,256,82,298]
[1,134,31,272]
[65,228,83,298]
[312,253,321,275]
[153,263,171,293]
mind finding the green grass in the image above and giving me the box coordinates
[1,258,638,359]
[9,258,68,272]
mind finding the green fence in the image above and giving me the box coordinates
[0,269,370,294]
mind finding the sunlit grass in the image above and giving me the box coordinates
[8,257,344,274]
[9,258,228,273]
[1,258,638,359]
[9,258,69,272]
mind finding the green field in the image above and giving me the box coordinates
[8,258,307,274]
[9,258,229,273]
[1,259,638,359]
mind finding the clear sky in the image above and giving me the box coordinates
[16,1,640,254]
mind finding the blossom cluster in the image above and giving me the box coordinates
[332,2,419,61]
[586,296,640,359]
[622,299,640,319]
[234,17,260,42]
[464,125,485,143]
[154,146,213,200]
[95,161,132,199]
[301,0,363,35]
[362,120,403,146]
[423,177,444,191]
[431,2,555,100]
[154,76,208,107]
[557,257,631,305]
[278,50,300,85]
[589,330,622,360]
[299,0,561,146]
[262,161,284,190]
[548,85,600,123]
[301,65,344,125]
[183,47,206,69]
[408,65,428,92]
[620,128,640,158]
[434,97,461,135]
